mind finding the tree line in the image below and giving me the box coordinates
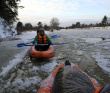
[16,17,60,34]
[16,15,110,34]
[66,15,110,29]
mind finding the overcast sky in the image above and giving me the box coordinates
[18,0,110,27]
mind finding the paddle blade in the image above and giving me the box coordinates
[17,43,26,47]
[51,35,61,38]
[100,84,110,93]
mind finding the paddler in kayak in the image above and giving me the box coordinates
[34,28,54,51]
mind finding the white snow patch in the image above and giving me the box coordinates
[77,50,83,56]
[0,17,17,38]
[103,46,110,50]
[0,47,30,76]
[11,76,41,92]
[91,52,110,74]
[83,38,102,44]
[41,60,57,73]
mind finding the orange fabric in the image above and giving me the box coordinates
[93,87,104,93]
[38,34,47,44]
[30,45,55,58]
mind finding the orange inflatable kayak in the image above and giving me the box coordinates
[38,60,105,93]
[29,45,55,59]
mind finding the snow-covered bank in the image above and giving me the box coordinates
[0,17,17,39]
[0,31,50,76]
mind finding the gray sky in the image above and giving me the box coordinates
[18,0,110,27]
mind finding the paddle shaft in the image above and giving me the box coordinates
[24,43,69,46]
[23,44,49,46]
[17,42,70,47]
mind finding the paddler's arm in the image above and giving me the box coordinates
[46,35,52,43]
[34,35,39,43]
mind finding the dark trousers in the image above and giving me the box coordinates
[35,43,51,51]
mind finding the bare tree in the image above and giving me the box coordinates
[50,17,60,30]
[37,22,43,29]
[76,22,81,28]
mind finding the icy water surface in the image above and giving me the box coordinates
[0,29,110,93]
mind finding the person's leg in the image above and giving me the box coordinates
[35,46,40,51]
[43,43,51,51]
[35,45,43,51]
[42,46,46,51]
[38,46,44,51]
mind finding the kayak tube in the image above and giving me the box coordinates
[38,60,105,93]
[29,45,55,59]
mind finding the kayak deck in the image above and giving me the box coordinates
[38,61,101,93]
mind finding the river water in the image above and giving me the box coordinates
[0,29,110,93]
